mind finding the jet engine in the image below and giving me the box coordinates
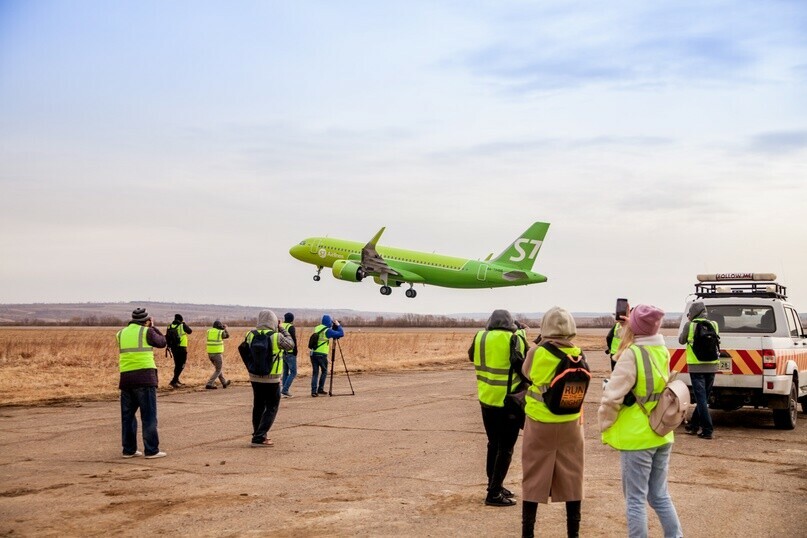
[332,260,366,282]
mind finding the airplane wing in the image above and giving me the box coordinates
[361,227,400,277]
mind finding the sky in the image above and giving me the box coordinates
[1,0,806,316]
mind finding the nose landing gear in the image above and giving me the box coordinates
[313,266,323,281]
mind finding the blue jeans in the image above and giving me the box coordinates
[281,354,297,394]
[120,386,159,456]
[689,373,715,435]
[310,352,328,394]
[620,444,682,538]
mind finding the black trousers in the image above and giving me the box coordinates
[251,382,281,443]
[480,404,521,496]
[170,346,187,383]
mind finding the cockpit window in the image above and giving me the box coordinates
[299,241,305,246]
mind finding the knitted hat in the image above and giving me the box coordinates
[629,304,665,336]
[131,308,149,322]
[174,313,183,322]
[540,307,576,339]
[284,312,294,323]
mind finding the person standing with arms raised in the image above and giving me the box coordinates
[205,320,231,390]
[117,308,167,459]
[309,314,344,397]
[599,305,682,538]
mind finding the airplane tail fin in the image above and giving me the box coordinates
[491,222,550,270]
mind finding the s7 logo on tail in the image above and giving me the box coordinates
[510,239,543,262]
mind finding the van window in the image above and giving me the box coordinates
[706,305,776,334]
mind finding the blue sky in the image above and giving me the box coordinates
[1,1,806,315]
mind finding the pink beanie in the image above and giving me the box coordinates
[629,304,665,336]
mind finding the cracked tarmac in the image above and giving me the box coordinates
[1,354,805,537]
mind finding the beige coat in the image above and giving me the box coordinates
[521,345,585,503]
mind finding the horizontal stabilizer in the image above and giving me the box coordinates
[502,270,528,281]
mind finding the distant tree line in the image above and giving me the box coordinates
[1,314,687,328]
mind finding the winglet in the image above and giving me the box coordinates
[367,227,386,248]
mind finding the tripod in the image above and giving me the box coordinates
[327,338,355,397]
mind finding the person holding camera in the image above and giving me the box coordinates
[205,320,231,389]
[309,314,344,397]
[116,308,167,459]
[167,313,193,388]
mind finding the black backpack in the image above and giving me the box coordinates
[540,343,592,415]
[691,320,720,362]
[239,330,277,375]
[308,327,327,352]
[166,324,181,348]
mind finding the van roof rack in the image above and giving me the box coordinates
[694,273,787,299]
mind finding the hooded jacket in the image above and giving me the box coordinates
[677,301,718,374]
[248,310,294,383]
[319,314,345,340]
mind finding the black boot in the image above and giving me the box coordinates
[522,501,537,538]
[566,500,581,538]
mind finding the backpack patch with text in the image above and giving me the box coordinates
[307,327,327,352]
[691,320,720,362]
[242,330,277,376]
[166,325,181,348]
[541,343,592,415]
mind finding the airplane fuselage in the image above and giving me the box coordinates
[289,237,547,289]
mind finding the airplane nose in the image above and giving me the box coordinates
[289,243,304,260]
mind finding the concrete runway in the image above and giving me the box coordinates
[1,353,805,537]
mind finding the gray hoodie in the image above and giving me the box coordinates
[249,310,295,383]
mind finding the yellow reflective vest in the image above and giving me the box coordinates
[609,322,622,355]
[685,318,719,365]
[471,330,519,407]
[601,344,675,450]
[246,329,282,378]
[281,322,293,357]
[206,328,225,354]
[524,344,584,423]
[312,324,329,355]
[169,322,189,347]
[117,323,156,373]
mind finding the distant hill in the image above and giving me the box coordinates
[0,301,687,327]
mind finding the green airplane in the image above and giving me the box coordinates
[289,222,550,298]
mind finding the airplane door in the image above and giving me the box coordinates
[477,264,488,281]
[309,241,318,254]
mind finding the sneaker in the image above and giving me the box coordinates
[698,432,713,440]
[144,451,167,459]
[176,381,185,386]
[485,493,516,507]
[317,389,327,395]
[222,380,231,389]
[169,381,179,388]
[122,450,143,458]
[311,393,318,397]
[205,385,217,390]
[250,438,274,447]
[501,487,515,499]
[281,392,290,398]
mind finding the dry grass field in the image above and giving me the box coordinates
[0,326,606,406]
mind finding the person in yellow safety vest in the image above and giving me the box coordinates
[205,320,231,389]
[678,301,719,440]
[246,310,294,447]
[310,314,345,397]
[514,320,530,355]
[606,303,630,372]
[280,312,298,397]
[116,308,168,459]
[467,309,526,508]
[599,305,682,538]
[168,313,193,388]
[520,307,584,538]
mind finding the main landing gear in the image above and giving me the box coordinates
[405,285,417,298]
[379,285,417,298]
[313,266,322,281]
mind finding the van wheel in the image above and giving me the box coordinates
[772,380,798,430]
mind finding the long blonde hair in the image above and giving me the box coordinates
[613,323,636,362]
